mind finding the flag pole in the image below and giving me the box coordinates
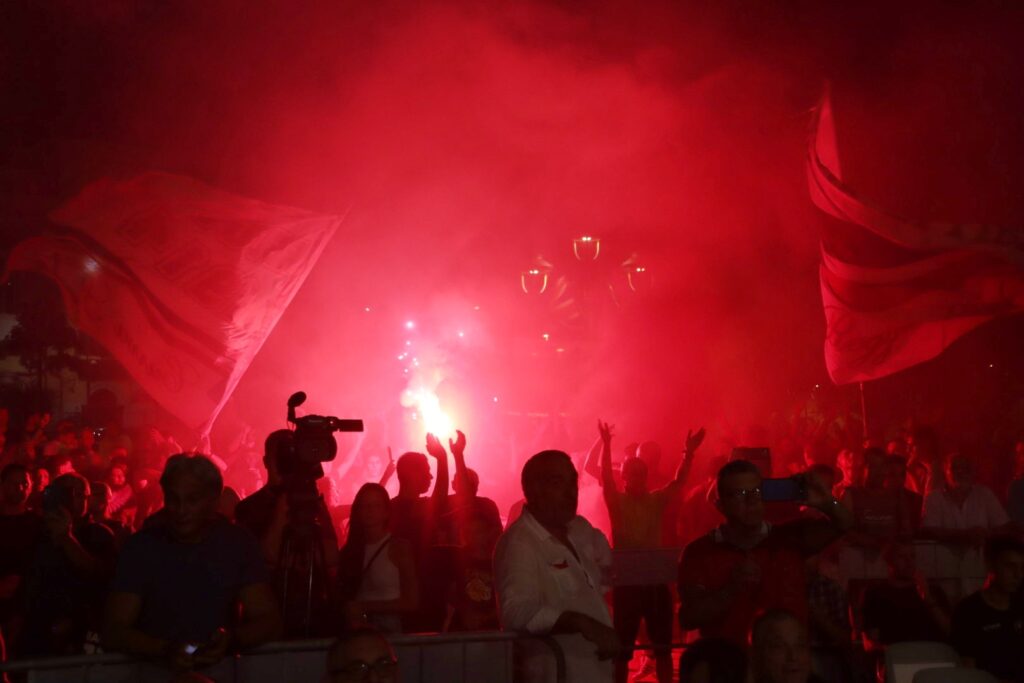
[858,381,869,443]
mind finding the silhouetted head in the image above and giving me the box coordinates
[1,464,31,509]
[883,456,908,491]
[350,483,390,535]
[985,535,1024,596]
[636,441,662,473]
[750,609,811,683]
[263,429,294,485]
[945,453,975,491]
[326,627,399,683]
[621,456,649,494]
[159,453,223,542]
[453,467,480,497]
[678,638,747,683]
[396,451,432,496]
[522,450,577,529]
[715,460,763,531]
[863,447,888,489]
[88,481,112,518]
[49,473,90,520]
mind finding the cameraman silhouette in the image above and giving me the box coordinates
[236,430,339,637]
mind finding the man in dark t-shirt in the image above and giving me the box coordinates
[390,435,449,632]
[861,541,949,648]
[104,453,281,671]
[18,473,117,657]
[951,535,1024,681]
[0,463,43,655]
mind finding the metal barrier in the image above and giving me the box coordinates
[838,540,987,600]
[0,631,560,683]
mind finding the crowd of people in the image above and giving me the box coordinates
[1,403,1023,682]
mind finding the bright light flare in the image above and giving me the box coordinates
[403,387,455,440]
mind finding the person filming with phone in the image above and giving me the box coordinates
[677,458,853,646]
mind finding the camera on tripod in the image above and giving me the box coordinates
[280,391,363,532]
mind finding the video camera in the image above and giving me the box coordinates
[279,391,363,532]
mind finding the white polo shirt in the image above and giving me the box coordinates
[922,484,1009,530]
[495,508,614,683]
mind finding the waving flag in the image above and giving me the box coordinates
[5,172,342,432]
[807,91,1024,384]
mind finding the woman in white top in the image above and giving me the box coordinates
[337,483,419,633]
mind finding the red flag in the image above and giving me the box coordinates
[808,91,1024,384]
[5,172,342,431]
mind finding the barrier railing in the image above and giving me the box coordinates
[0,631,545,683]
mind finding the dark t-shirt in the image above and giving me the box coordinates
[391,495,433,554]
[0,511,44,576]
[19,521,117,656]
[110,516,269,644]
[861,582,945,645]
[951,592,1024,681]
[235,485,281,539]
[845,487,919,539]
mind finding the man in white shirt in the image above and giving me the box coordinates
[495,449,621,683]
[922,454,1009,542]
[922,453,1011,597]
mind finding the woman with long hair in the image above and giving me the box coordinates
[336,483,418,633]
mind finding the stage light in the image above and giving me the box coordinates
[457,330,465,338]
[573,235,601,261]
[626,265,652,293]
[364,306,371,312]
[521,268,549,295]
[541,333,550,341]
[405,320,415,330]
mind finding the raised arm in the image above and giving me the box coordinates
[425,433,450,501]
[378,447,396,487]
[583,434,604,483]
[448,430,470,497]
[668,427,705,491]
[598,420,617,493]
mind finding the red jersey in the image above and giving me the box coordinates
[678,519,839,645]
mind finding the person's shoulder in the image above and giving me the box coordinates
[211,516,259,543]
[569,513,598,533]
[953,590,985,617]
[495,514,539,554]
[236,486,273,513]
[119,524,164,556]
[680,530,718,559]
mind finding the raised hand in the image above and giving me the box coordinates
[449,430,467,457]
[685,427,706,453]
[425,433,447,460]
[597,420,614,446]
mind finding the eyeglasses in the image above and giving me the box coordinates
[329,658,399,681]
[720,487,762,502]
